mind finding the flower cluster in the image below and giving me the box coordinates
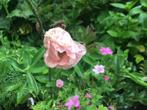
[43,28,114,109]
[92,47,113,81]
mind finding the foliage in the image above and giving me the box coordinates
[0,0,147,110]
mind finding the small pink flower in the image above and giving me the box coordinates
[65,95,80,110]
[44,27,86,69]
[99,47,113,55]
[108,105,115,110]
[104,75,110,81]
[85,93,92,99]
[92,65,105,74]
[56,79,64,88]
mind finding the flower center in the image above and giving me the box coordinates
[58,51,66,58]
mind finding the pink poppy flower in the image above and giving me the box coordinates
[44,27,86,69]
[56,79,64,88]
[104,75,110,81]
[92,65,105,74]
[65,95,80,110]
[99,47,113,55]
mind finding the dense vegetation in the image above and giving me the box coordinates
[0,0,147,110]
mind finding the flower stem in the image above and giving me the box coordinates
[26,0,45,34]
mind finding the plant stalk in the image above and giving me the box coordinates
[26,0,45,34]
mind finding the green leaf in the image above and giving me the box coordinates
[8,1,33,19]
[27,72,39,95]
[107,30,118,37]
[0,0,10,5]
[129,6,142,16]
[32,101,52,110]
[111,3,125,9]
[83,54,95,66]
[0,17,10,30]
[125,72,147,87]
[30,48,45,68]
[29,65,48,74]
[139,12,147,29]
[35,75,48,83]
[5,83,21,92]
[16,83,28,105]
[113,55,120,74]
[98,105,108,110]
[74,65,83,78]
[134,54,144,64]
[85,105,97,110]
[136,45,145,52]
[22,49,32,67]
[140,0,147,8]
